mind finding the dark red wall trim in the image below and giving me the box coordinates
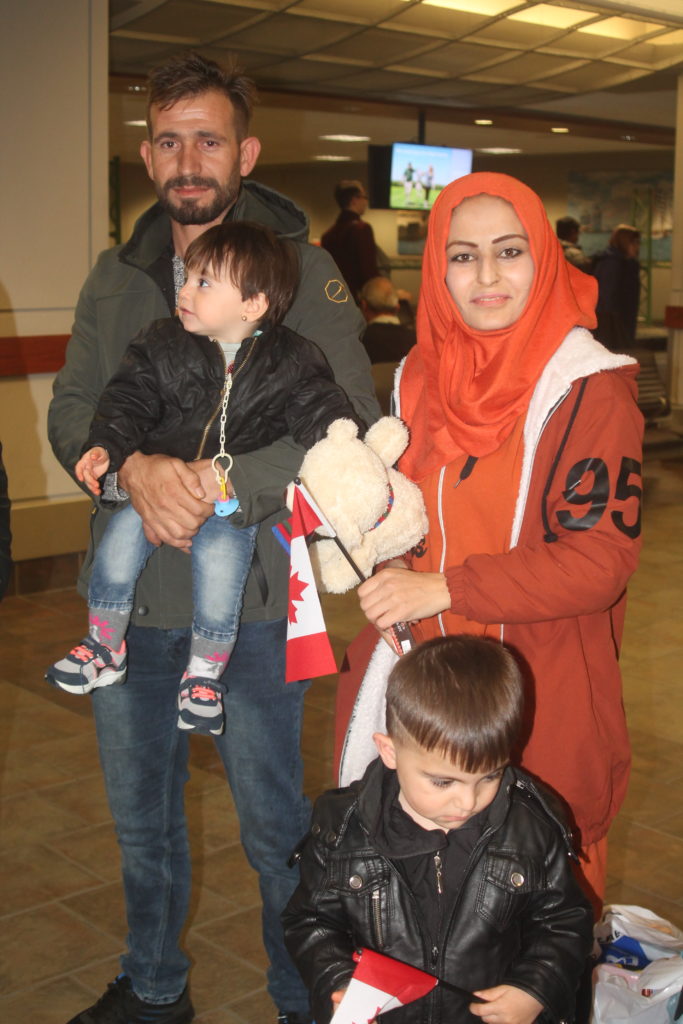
[0,335,69,377]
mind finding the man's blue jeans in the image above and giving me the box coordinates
[91,619,312,1013]
[90,503,258,653]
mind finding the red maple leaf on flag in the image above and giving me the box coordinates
[288,571,308,624]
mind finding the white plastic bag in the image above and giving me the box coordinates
[592,958,683,1023]
[592,905,683,1022]
[595,905,683,969]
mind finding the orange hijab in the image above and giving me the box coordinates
[400,172,598,480]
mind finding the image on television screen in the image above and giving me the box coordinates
[390,143,472,210]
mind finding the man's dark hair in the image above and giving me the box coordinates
[385,636,524,772]
[334,179,365,210]
[146,52,256,140]
[184,221,299,326]
[556,215,580,241]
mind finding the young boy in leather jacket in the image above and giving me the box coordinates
[47,220,364,735]
[283,636,593,1024]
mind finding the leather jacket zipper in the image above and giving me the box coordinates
[434,853,443,895]
[371,889,385,950]
[195,335,258,460]
[431,826,497,975]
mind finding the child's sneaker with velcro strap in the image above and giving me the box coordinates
[46,636,127,694]
[177,676,224,735]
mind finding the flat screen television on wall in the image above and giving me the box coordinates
[368,142,473,211]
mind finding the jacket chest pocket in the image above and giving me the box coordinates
[325,854,390,950]
[476,851,545,933]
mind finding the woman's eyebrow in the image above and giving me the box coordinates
[445,238,476,251]
[445,232,527,251]
[492,232,528,244]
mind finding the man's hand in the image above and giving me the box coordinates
[119,451,212,551]
[76,446,110,496]
[358,567,450,631]
[469,985,544,1024]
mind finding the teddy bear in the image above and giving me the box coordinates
[296,416,428,594]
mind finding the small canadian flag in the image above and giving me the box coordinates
[285,481,337,683]
[332,949,438,1023]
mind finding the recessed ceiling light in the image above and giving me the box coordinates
[314,154,352,162]
[476,147,523,155]
[577,16,664,41]
[621,135,636,142]
[400,0,520,13]
[124,120,147,127]
[319,134,371,142]
[474,119,493,126]
[127,85,146,93]
[509,4,591,29]
[551,127,570,133]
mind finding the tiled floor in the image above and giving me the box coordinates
[1,447,682,1022]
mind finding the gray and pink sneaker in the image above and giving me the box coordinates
[46,636,127,694]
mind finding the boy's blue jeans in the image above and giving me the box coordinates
[89,503,258,688]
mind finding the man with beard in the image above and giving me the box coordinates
[48,53,379,1024]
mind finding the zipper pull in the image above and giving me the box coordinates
[434,853,443,895]
[431,945,439,968]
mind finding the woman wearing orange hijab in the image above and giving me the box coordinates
[350,173,643,909]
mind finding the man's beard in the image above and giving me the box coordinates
[156,171,240,225]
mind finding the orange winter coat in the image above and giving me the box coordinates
[336,331,642,848]
[399,331,643,846]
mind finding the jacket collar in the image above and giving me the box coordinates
[355,758,523,858]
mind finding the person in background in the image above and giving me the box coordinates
[593,224,642,350]
[48,52,379,1024]
[359,276,416,364]
[321,180,380,302]
[556,215,593,271]
[284,636,593,1024]
[353,172,643,918]
[0,441,11,600]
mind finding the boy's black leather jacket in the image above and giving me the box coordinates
[85,317,365,472]
[283,759,593,1024]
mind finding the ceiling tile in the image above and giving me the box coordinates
[386,5,492,38]
[246,57,350,84]
[542,60,651,92]
[115,0,262,38]
[292,0,407,20]
[225,12,357,52]
[540,26,641,60]
[615,32,683,70]
[317,27,443,64]
[399,39,519,74]
[462,18,571,49]
[468,52,586,84]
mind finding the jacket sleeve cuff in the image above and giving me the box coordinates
[101,472,129,503]
[444,565,467,613]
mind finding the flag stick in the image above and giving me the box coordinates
[294,478,414,654]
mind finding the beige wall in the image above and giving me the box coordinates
[0,0,108,560]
